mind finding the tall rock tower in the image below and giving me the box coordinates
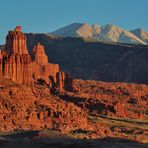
[33,43,48,65]
[5,26,28,55]
[32,43,61,88]
[3,26,32,85]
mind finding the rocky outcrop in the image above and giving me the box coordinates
[73,79,148,120]
[33,43,48,65]
[0,80,86,132]
[0,79,147,142]
[32,42,73,90]
[0,26,73,90]
[32,42,59,87]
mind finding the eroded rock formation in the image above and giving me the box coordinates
[5,26,28,55]
[0,26,73,90]
[33,43,48,65]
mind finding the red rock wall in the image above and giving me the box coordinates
[3,54,33,85]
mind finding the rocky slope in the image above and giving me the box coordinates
[0,79,147,143]
[26,33,148,84]
[0,79,87,133]
[51,23,146,45]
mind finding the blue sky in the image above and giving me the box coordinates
[0,0,148,44]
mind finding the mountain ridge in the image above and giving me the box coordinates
[131,28,148,44]
[50,23,148,45]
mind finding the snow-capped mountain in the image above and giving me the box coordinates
[51,23,93,38]
[131,28,148,44]
[91,24,101,37]
[50,23,147,45]
[96,24,146,45]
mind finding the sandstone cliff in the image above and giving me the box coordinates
[0,26,73,90]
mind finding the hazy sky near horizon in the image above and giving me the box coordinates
[0,0,148,44]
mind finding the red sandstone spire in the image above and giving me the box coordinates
[33,43,48,65]
[14,26,22,32]
[5,26,28,55]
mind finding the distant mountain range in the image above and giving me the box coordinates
[50,23,148,45]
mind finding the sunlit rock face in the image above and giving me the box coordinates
[3,26,32,85]
[5,26,28,55]
[0,26,73,90]
[33,43,48,65]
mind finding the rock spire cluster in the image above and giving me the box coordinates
[0,26,73,90]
